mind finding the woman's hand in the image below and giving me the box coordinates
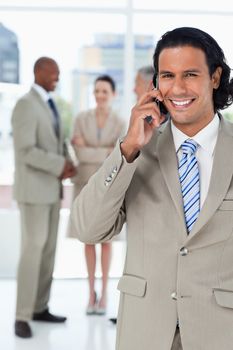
[71,135,86,147]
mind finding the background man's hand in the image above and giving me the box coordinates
[60,160,76,179]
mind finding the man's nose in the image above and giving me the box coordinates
[171,77,187,95]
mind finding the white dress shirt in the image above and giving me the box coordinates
[171,115,220,208]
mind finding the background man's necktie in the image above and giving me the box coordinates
[178,139,200,233]
[48,98,60,138]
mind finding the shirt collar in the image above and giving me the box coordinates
[32,83,51,103]
[171,114,220,156]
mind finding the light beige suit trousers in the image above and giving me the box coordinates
[16,202,60,320]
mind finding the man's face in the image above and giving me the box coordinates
[134,73,149,101]
[37,62,59,92]
[157,45,222,135]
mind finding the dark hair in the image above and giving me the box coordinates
[153,27,233,112]
[95,75,116,92]
[33,56,57,73]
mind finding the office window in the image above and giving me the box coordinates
[0,0,127,8]
[0,6,127,278]
[132,0,233,12]
[0,10,126,187]
[1,2,233,278]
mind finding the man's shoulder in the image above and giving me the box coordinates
[78,109,93,118]
[12,89,46,123]
[74,109,93,128]
[220,116,233,138]
[111,110,122,120]
[15,88,37,106]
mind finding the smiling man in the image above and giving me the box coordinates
[71,28,233,349]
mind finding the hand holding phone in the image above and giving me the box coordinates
[146,74,169,124]
[121,88,165,162]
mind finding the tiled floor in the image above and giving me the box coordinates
[0,279,119,350]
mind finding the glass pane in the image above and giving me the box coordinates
[0,8,127,278]
[0,10,126,189]
[133,0,233,11]
[0,0,127,8]
[133,12,233,69]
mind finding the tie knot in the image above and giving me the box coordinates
[181,139,198,155]
[48,98,55,107]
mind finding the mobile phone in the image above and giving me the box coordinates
[156,99,168,115]
[154,75,170,124]
[153,74,169,115]
[145,82,169,124]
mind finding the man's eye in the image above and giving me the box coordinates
[185,72,197,77]
[161,74,173,79]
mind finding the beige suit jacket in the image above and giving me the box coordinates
[72,117,233,350]
[12,87,65,204]
[71,109,125,192]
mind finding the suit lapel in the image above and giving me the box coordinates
[31,88,62,143]
[188,119,233,238]
[157,122,187,238]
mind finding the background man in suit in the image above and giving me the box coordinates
[71,27,233,350]
[12,57,76,338]
[134,65,155,101]
[109,65,154,326]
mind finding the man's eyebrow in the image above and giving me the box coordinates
[183,69,201,73]
[159,69,201,75]
[159,70,172,75]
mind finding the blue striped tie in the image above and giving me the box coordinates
[178,139,200,233]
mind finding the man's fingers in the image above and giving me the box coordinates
[137,89,163,106]
[143,113,164,127]
[137,101,160,113]
[146,80,154,92]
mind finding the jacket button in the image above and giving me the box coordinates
[171,292,177,300]
[180,247,188,256]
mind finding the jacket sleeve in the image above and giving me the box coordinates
[11,98,65,177]
[71,141,138,243]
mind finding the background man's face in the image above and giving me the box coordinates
[36,62,60,92]
[134,73,149,101]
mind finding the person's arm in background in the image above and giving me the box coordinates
[12,98,65,177]
[71,115,113,163]
[12,98,76,180]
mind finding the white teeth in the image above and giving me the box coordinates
[172,100,191,106]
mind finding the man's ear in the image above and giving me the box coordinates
[212,66,222,89]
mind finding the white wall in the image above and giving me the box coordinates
[0,209,126,279]
[0,209,20,278]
